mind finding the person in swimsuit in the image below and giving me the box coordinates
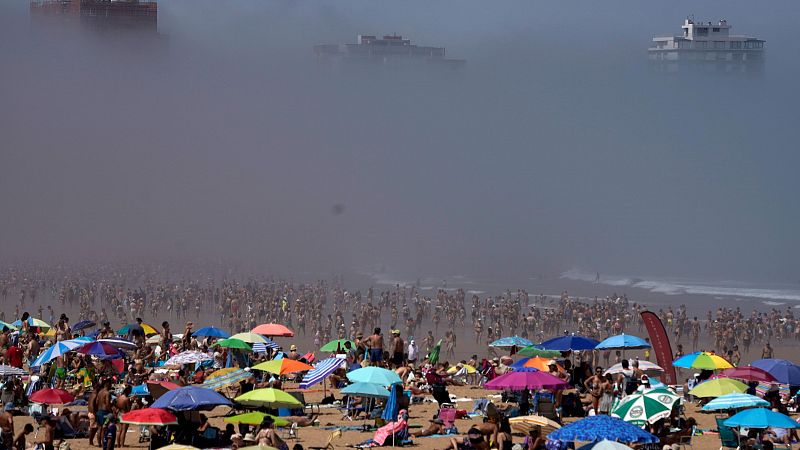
[255,416,288,450]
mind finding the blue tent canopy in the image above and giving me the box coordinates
[548,415,659,443]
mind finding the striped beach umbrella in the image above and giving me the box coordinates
[0,365,26,377]
[164,351,212,366]
[202,369,250,391]
[97,338,138,350]
[30,339,85,367]
[702,393,770,411]
[299,357,345,389]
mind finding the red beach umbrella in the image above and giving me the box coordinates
[121,408,178,426]
[714,366,778,383]
[30,388,74,404]
[251,323,294,337]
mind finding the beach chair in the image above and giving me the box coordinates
[309,428,343,450]
[677,432,694,450]
[535,397,561,424]
[716,417,740,450]
[438,404,457,429]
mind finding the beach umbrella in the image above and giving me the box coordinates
[672,351,732,370]
[548,415,659,443]
[512,357,563,372]
[151,386,232,411]
[755,382,791,397]
[382,383,401,423]
[320,339,355,352]
[723,408,800,429]
[213,338,252,351]
[490,336,535,348]
[72,320,96,332]
[689,378,747,398]
[428,339,442,364]
[447,364,478,375]
[229,332,270,344]
[0,365,26,377]
[299,357,345,389]
[12,317,51,331]
[509,415,561,435]
[595,334,651,350]
[234,388,303,409]
[341,382,391,398]
[203,368,250,391]
[192,326,230,339]
[577,440,635,450]
[117,322,158,336]
[75,341,124,359]
[146,381,181,399]
[30,339,85,367]
[224,412,289,427]
[702,393,770,411]
[539,335,599,351]
[252,359,313,375]
[251,323,294,337]
[252,339,279,353]
[0,321,17,332]
[121,408,178,426]
[165,350,212,366]
[517,346,561,358]
[347,367,402,386]
[97,338,138,350]
[714,366,777,383]
[751,359,800,385]
[206,368,239,380]
[610,388,680,426]
[604,361,664,376]
[485,368,570,391]
[30,388,74,404]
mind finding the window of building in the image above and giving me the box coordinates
[730,41,742,49]
[713,28,720,32]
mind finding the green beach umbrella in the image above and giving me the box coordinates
[689,378,747,398]
[428,339,442,364]
[517,346,561,358]
[213,338,252,351]
[611,388,680,426]
[319,339,355,352]
[234,388,303,408]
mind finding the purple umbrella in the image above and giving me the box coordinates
[75,341,124,359]
[485,368,570,390]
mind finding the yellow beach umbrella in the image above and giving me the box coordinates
[689,378,747,398]
[509,415,561,434]
[229,332,269,344]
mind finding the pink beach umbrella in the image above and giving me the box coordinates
[485,368,570,391]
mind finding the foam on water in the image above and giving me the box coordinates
[561,269,800,302]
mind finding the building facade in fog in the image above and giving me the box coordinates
[649,18,764,73]
[30,0,157,32]
[314,34,465,68]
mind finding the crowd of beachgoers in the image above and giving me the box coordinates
[0,262,799,450]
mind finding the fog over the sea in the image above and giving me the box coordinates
[1,0,799,283]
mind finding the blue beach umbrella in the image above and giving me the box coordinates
[539,335,599,351]
[131,384,150,397]
[347,367,402,386]
[341,382,390,399]
[548,415,659,443]
[723,408,800,429]
[30,339,86,368]
[72,320,96,332]
[595,334,651,350]
[702,393,770,411]
[751,359,800,386]
[193,326,230,339]
[151,386,233,411]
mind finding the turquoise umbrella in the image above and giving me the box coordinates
[346,367,402,385]
[340,382,390,398]
[723,408,800,429]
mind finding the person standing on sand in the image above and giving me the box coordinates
[115,385,132,448]
[762,342,774,359]
[367,328,384,366]
[96,379,112,445]
[0,403,14,450]
[391,330,404,368]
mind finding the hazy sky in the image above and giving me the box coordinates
[1,0,798,282]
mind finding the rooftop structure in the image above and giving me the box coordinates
[30,0,158,32]
[649,18,764,73]
[314,34,465,68]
